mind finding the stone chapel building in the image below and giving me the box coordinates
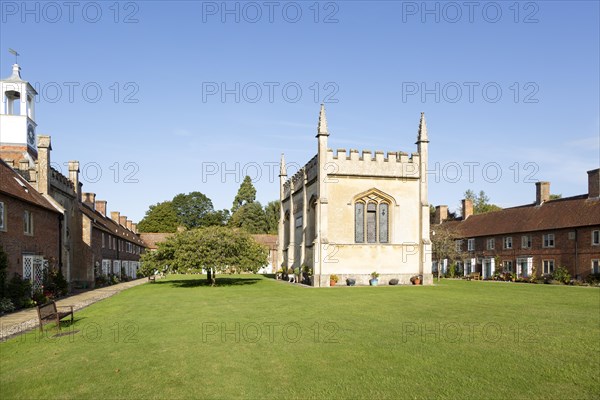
[278,106,432,286]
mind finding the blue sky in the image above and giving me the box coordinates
[1,1,599,221]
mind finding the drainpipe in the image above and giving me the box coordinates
[574,229,578,280]
[58,214,63,273]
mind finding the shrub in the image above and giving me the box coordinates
[43,268,69,298]
[32,290,48,306]
[448,263,457,278]
[0,297,15,314]
[330,274,339,283]
[6,273,32,309]
[53,270,69,296]
[586,273,600,286]
[22,298,35,308]
[552,266,571,285]
[95,275,109,287]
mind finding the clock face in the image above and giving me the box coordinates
[27,125,35,146]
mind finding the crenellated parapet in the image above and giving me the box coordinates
[50,167,75,195]
[326,148,421,178]
[304,155,319,182]
[283,154,319,199]
[291,169,304,189]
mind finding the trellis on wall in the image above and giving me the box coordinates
[22,255,45,291]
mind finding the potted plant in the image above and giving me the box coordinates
[302,265,313,286]
[346,278,356,286]
[330,274,339,287]
[410,275,421,285]
[370,271,379,286]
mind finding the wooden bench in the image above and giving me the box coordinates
[466,272,481,281]
[148,275,156,282]
[36,301,74,332]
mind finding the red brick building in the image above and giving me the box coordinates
[433,169,600,280]
[80,193,145,280]
[1,63,146,287]
[0,159,61,290]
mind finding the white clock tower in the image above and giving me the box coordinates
[0,63,38,164]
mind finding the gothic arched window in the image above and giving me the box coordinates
[379,203,389,243]
[354,191,391,244]
[355,202,364,243]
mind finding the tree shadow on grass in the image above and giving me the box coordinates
[155,277,261,288]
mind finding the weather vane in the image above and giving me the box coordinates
[8,48,19,64]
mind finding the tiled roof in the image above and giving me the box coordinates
[139,232,174,250]
[444,195,600,238]
[80,203,146,246]
[0,159,61,214]
[252,234,278,247]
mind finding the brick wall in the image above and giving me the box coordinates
[460,226,600,278]
[0,193,60,278]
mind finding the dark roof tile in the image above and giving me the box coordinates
[0,159,60,214]
[444,195,600,237]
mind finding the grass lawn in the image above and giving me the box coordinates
[1,275,599,399]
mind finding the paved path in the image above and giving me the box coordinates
[0,278,150,341]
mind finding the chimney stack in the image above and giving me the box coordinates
[462,199,473,220]
[588,169,600,198]
[68,161,81,202]
[111,211,120,224]
[434,205,448,224]
[119,216,127,227]
[131,223,138,234]
[95,200,107,217]
[126,220,133,231]
[37,136,52,195]
[18,159,29,172]
[536,181,550,205]
[83,193,96,209]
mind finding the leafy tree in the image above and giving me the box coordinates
[147,226,268,285]
[264,201,280,234]
[138,201,179,233]
[431,224,461,281]
[172,191,218,229]
[139,251,161,277]
[463,189,502,215]
[139,192,229,232]
[202,209,231,226]
[229,202,267,234]
[232,176,257,213]
[549,194,562,200]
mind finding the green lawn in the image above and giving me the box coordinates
[1,276,599,399]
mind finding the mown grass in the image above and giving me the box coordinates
[1,276,598,399]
